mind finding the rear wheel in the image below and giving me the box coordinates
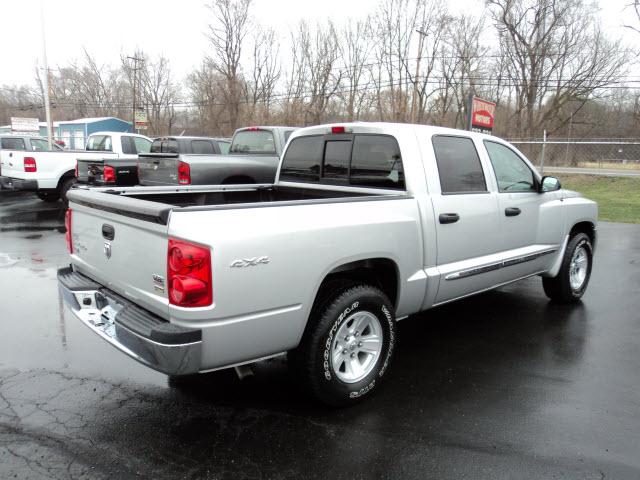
[60,177,77,207]
[290,284,396,406]
[36,191,60,202]
[543,232,593,303]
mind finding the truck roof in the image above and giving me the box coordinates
[91,131,151,141]
[153,136,230,142]
[289,122,497,142]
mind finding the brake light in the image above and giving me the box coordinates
[74,161,78,177]
[167,238,212,307]
[24,157,37,172]
[64,209,73,253]
[178,161,190,185]
[247,126,260,131]
[103,165,116,183]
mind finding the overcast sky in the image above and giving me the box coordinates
[0,0,635,88]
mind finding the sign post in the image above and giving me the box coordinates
[467,95,496,134]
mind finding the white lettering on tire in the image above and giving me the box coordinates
[323,302,359,381]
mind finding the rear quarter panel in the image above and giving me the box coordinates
[167,197,424,369]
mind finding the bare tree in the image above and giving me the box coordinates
[122,51,180,135]
[488,0,629,137]
[206,0,251,133]
[373,0,423,122]
[338,17,374,121]
[247,27,281,123]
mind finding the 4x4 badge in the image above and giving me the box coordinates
[230,256,270,268]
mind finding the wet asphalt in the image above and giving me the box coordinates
[0,191,639,480]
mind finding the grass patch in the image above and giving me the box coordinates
[556,174,640,224]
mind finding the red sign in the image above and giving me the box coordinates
[470,96,496,133]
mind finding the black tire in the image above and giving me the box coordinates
[59,177,77,207]
[291,284,396,407]
[36,191,60,202]
[543,232,593,303]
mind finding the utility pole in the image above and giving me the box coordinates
[40,0,53,149]
[127,55,144,133]
[411,29,428,124]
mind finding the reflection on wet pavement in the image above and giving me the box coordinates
[1,192,640,479]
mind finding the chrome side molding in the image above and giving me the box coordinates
[445,248,557,281]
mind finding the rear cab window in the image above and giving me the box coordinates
[280,133,405,190]
[150,139,178,153]
[431,135,487,194]
[1,138,26,150]
[87,135,112,152]
[230,130,276,154]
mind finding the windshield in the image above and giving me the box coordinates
[86,135,112,151]
[230,130,276,154]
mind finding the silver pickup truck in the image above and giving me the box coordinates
[137,126,296,186]
[57,123,597,406]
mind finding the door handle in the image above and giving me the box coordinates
[439,213,460,224]
[505,207,521,217]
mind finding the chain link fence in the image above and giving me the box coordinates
[508,140,640,171]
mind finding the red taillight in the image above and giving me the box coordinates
[178,161,190,185]
[331,126,346,134]
[24,157,37,172]
[103,165,115,183]
[167,238,212,307]
[65,209,73,253]
[247,126,260,131]
[74,161,78,177]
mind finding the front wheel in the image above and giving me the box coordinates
[291,284,396,406]
[543,233,593,303]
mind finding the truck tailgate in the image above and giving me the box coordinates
[138,153,179,186]
[67,189,172,319]
[77,157,138,186]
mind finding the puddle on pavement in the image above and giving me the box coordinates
[0,252,19,268]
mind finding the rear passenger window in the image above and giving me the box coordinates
[432,136,487,193]
[121,136,136,155]
[280,135,323,182]
[323,141,350,179]
[350,135,404,189]
[1,138,26,150]
[217,141,230,155]
[191,140,215,154]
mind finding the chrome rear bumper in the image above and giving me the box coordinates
[57,266,202,375]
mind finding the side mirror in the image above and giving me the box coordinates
[539,175,561,193]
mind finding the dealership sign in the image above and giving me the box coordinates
[468,96,496,134]
[11,117,39,133]
[134,110,148,130]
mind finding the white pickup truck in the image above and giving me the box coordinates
[0,131,151,203]
[57,123,597,406]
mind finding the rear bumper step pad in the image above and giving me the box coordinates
[57,266,201,375]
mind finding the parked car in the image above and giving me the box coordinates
[76,132,152,188]
[0,131,151,203]
[58,122,597,406]
[137,126,296,186]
